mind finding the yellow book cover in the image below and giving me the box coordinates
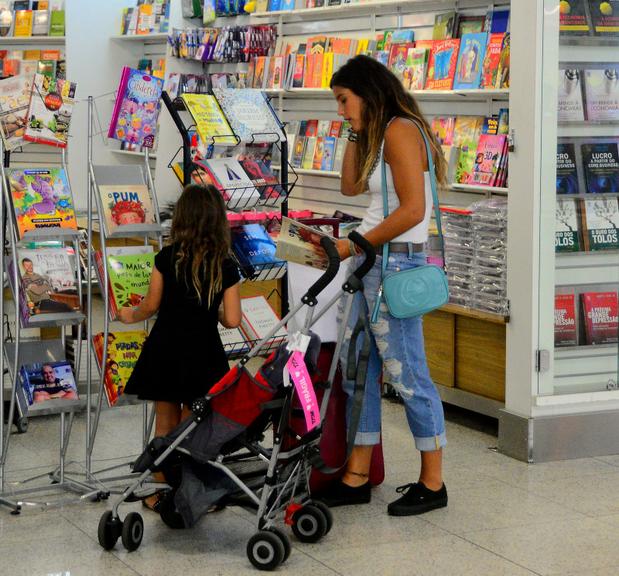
[321,52,334,88]
[181,94,237,146]
[256,0,269,11]
[23,50,42,61]
[356,38,369,55]
[14,10,33,37]
[38,0,50,8]
[136,4,154,35]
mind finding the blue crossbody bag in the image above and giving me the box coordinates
[370,120,449,322]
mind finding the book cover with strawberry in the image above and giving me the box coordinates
[555,293,578,346]
[425,39,460,90]
[581,291,619,344]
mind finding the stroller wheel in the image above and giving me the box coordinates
[121,512,144,552]
[266,527,291,562]
[310,501,333,535]
[247,530,286,571]
[291,504,328,543]
[98,511,122,550]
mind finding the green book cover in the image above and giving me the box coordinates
[49,10,65,36]
[107,252,154,310]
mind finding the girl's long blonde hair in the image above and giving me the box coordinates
[170,184,230,306]
[330,55,447,191]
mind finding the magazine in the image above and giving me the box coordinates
[275,217,334,270]
[20,360,79,406]
[0,73,32,151]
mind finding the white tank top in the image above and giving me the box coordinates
[356,125,433,244]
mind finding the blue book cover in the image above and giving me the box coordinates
[556,143,580,195]
[453,33,488,90]
[281,0,295,9]
[321,137,336,171]
[231,224,284,270]
[390,29,415,43]
[490,9,510,34]
[269,0,282,10]
[582,142,619,194]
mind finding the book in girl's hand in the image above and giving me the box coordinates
[24,74,76,148]
[582,196,619,250]
[275,216,334,270]
[558,69,585,122]
[8,167,77,239]
[17,247,80,318]
[425,39,460,90]
[453,33,487,90]
[555,293,578,346]
[555,197,582,252]
[108,67,164,149]
[583,68,619,121]
[581,291,619,345]
[240,296,287,345]
[203,158,261,209]
[20,361,78,407]
[556,142,580,195]
[97,184,156,236]
[581,141,619,194]
[180,94,236,146]
[93,331,147,406]
[588,0,619,35]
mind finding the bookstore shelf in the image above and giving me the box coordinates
[559,44,619,64]
[266,88,509,102]
[449,183,509,195]
[111,149,158,160]
[110,33,169,43]
[555,252,619,286]
[558,122,619,138]
[1,36,66,45]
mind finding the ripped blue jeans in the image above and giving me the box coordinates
[338,252,447,452]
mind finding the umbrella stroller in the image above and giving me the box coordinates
[97,232,375,571]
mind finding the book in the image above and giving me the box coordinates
[453,115,484,183]
[581,291,618,344]
[13,10,33,37]
[24,73,76,148]
[49,9,65,36]
[108,67,164,149]
[588,0,619,34]
[453,33,487,90]
[555,197,582,252]
[212,88,285,144]
[312,137,324,170]
[302,136,317,169]
[555,293,578,346]
[495,33,510,89]
[17,247,80,318]
[105,249,155,318]
[557,69,585,121]
[488,8,510,34]
[425,39,460,90]
[388,42,414,81]
[97,184,156,236]
[332,137,346,172]
[455,15,485,37]
[238,156,283,199]
[218,324,250,355]
[240,295,287,345]
[231,224,285,279]
[560,0,592,34]
[582,196,619,250]
[431,116,455,145]
[432,11,457,39]
[181,93,236,146]
[291,136,307,167]
[0,73,32,151]
[583,68,619,121]
[20,361,78,406]
[203,158,261,209]
[275,216,334,269]
[93,331,147,406]
[556,142,580,195]
[480,33,504,89]
[581,141,619,194]
[32,9,49,35]
[8,167,77,239]
[321,136,337,171]
[401,48,427,90]
[468,134,507,186]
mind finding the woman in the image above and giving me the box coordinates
[317,55,448,516]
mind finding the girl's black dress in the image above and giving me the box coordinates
[125,245,240,403]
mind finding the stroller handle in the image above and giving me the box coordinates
[302,237,341,305]
[349,231,376,280]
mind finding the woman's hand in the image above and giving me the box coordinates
[336,238,352,261]
[117,306,134,324]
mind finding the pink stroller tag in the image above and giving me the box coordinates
[287,350,320,431]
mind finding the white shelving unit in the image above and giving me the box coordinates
[1,36,66,44]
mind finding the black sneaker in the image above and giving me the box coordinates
[314,480,371,508]
[387,482,447,516]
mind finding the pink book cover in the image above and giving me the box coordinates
[468,134,507,186]
[582,291,619,345]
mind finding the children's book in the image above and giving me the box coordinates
[388,43,414,81]
[332,137,347,173]
[291,136,307,167]
[480,33,504,89]
[0,74,33,151]
[582,196,619,250]
[97,184,156,236]
[108,67,164,149]
[495,33,510,89]
[312,137,324,170]
[555,293,578,346]
[8,167,77,239]
[452,115,484,183]
[555,197,582,252]
[402,47,428,90]
[468,134,507,186]
[431,116,456,146]
[583,68,619,122]
[240,295,287,345]
[212,88,285,144]
[453,33,487,90]
[455,15,485,37]
[557,69,585,121]
[20,361,78,407]
[488,8,510,34]
[302,136,317,169]
[556,142,580,195]
[181,93,236,145]
[17,247,80,318]
[581,141,619,194]
[203,158,261,209]
[93,331,147,406]
[321,136,336,171]
[24,73,76,148]
[425,39,460,90]
[275,216,334,270]
[581,291,618,345]
[560,0,592,34]
[432,11,457,39]
[588,0,619,35]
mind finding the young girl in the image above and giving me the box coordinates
[119,183,242,511]
[317,55,449,516]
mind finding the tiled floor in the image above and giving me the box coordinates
[2,400,619,576]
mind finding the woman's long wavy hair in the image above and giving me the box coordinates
[170,184,230,306]
[330,55,447,190]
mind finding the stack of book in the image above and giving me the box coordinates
[440,207,475,307]
[559,1,619,37]
[557,67,619,123]
[0,1,65,38]
[0,48,65,80]
[287,119,348,173]
[555,290,618,347]
[119,0,170,35]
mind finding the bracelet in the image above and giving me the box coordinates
[347,129,358,143]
